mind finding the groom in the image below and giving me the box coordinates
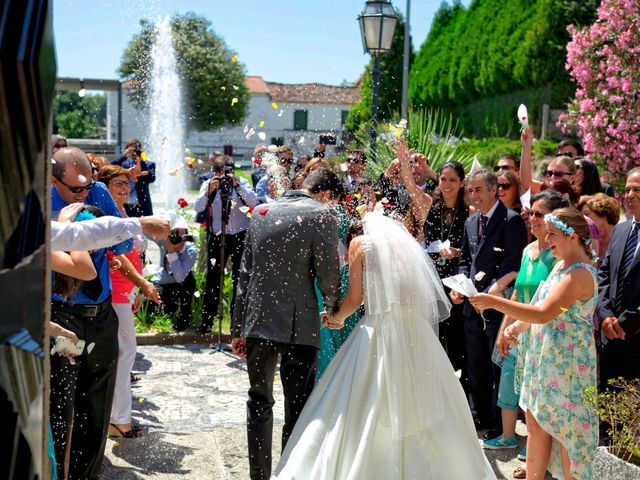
[231,168,343,480]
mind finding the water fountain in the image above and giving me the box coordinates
[147,16,186,212]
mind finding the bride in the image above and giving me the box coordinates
[273,209,496,479]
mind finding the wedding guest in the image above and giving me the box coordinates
[231,168,343,480]
[451,168,528,440]
[471,207,598,480]
[52,134,67,153]
[496,169,522,213]
[98,165,161,438]
[493,153,520,177]
[111,138,156,217]
[573,158,615,197]
[556,138,584,158]
[250,145,268,187]
[423,160,470,391]
[578,193,620,260]
[598,167,640,386]
[483,190,568,478]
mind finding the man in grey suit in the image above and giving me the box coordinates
[231,168,344,480]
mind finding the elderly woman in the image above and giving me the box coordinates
[577,193,620,260]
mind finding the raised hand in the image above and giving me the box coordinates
[56,203,85,223]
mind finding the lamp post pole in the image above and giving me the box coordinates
[401,0,410,121]
[370,56,381,144]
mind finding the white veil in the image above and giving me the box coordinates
[362,210,452,438]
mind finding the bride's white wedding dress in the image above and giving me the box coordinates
[273,212,496,480]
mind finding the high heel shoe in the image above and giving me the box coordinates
[108,423,143,438]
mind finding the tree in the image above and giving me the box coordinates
[345,15,414,133]
[119,13,249,131]
[53,90,106,139]
[559,0,640,189]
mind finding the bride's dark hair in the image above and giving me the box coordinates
[345,220,364,250]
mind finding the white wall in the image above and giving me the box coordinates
[107,90,354,164]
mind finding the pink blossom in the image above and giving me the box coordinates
[564,401,577,411]
[550,379,559,388]
[568,343,576,352]
[583,422,591,430]
[578,364,587,374]
[558,322,565,330]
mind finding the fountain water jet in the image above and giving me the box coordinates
[147,16,186,212]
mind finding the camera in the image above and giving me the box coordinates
[216,165,235,195]
[319,134,336,145]
[169,231,195,245]
[132,142,142,157]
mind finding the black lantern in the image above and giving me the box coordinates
[358,0,398,55]
[357,1,398,146]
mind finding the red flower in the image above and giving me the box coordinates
[344,194,351,202]
[177,198,188,208]
[259,208,269,216]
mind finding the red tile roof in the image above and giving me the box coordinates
[264,81,360,105]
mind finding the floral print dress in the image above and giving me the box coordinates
[519,262,598,480]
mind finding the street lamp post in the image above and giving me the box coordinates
[358,0,398,146]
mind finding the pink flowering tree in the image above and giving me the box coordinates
[559,0,640,188]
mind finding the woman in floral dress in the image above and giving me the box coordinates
[470,208,598,480]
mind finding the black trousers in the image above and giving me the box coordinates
[245,338,317,480]
[464,312,502,433]
[439,302,470,396]
[50,301,119,480]
[151,272,196,330]
[202,231,245,328]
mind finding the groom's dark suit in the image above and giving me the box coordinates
[597,219,640,386]
[458,200,527,433]
[232,190,341,480]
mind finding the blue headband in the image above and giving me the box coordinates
[544,214,575,236]
[74,210,97,222]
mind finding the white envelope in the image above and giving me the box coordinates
[442,274,479,298]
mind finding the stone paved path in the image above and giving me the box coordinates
[102,344,539,479]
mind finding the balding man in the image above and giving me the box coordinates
[50,147,132,479]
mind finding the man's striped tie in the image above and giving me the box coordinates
[615,221,640,313]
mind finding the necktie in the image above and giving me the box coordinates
[479,215,488,239]
[615,221,639,312]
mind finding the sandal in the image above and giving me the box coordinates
[109,423,143,438]
[513,466,526,479]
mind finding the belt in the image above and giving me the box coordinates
[52,299,111,317]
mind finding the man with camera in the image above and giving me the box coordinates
[150,214,197,331]
[111,138,156,217]
[195,156,258,333]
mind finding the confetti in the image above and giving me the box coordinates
[197,159,204,164]
[278,109,284,117]
[474,271,486,281]
[259,208,269,216]
[375,191,382,195]
[245,128,256,140]
[344,195,351,202]
[77,174,87,183]
[560,307,568,312]
[184,148,192,154]
[194,291,201,298]
[140,151,148,161]
[239,206,250,214]
[298,137,305,145]
[221,86,226,91]
[113,442,120,447]
[380,197,389,204]
[231,55,238,62]
[275,219,282,225]
[493,247,504,252]
[86,343,95,354]
[252,157,262,166]
[231,97,239,106]
[296,215,303,223]
[259,120,265,128]
[267,145,278,153]
[210,258,217,267]
[258,132,267,141]
[185,156,196,165]
[232,85,239,90]
[274,376,279,383]
[339,163,349,172]
[354,193,361,199]
[243,125,249,133]
[138,397,145,404]
[271,102,278,110]
[51,158,56,164]
[161,136,168,145]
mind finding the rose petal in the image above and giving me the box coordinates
[231,97,239,106]
[259,120,265,128]
[210,258,217,267]
[239,206,250,214]
[231,55,238,62]
[194,291,201,298]
[258,132,267,141]
[138,397,144,404]
[474,271,486,281]
[86,342,95,354]
[278,109,284,117]
[232,85,239,90]
[271,102,278,110]
[356,204,368,216]
[259,208,269,216]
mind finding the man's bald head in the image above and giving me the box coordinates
[51,147,94,204]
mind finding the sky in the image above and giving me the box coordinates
[53,0,469,86]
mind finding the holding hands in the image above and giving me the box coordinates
[321,311,344,330]
[601,316,626,340]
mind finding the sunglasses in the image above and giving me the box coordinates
[493,165,516,173]
[556,151,575,158]
[525,209,546,219]
[498,183,512,190]
[545,170,568,178]
[55,177,96,193]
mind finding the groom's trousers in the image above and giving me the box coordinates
[245,338,317,480]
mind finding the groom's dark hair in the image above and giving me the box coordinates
[301,168,344,199]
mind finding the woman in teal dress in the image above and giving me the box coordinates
[316,206,363,379]
[483,191,568,465]
[471,208,598,480]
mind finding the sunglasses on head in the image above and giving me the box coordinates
[497,182,512,190]
[55,176,96,193]
[556,151,575,158]
[493,165,516,173]
[545,170,568,178]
